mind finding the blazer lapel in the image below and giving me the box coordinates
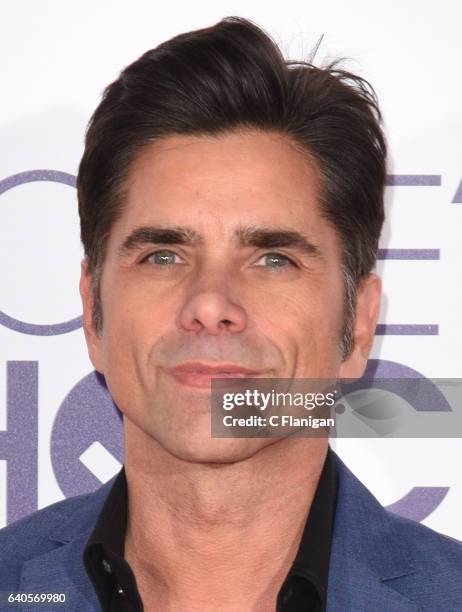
[327,452,422,612]
[17,476,117,612]
[18,537,100,611]
[327,552,421,612]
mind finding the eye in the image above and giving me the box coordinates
[254,252,297,269]
[142,249,183,265]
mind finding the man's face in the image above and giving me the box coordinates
[80,130,380,462]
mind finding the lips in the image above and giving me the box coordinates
[165,362,265,389]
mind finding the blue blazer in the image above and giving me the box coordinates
[1,451,461,611]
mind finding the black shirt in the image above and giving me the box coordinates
[83,446,338,611]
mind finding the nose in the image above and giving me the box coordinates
[178,271,247,335]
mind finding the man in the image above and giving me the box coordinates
[0,16,461,612]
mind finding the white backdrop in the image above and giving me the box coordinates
[1,0,461,539]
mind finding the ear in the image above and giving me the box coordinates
[339,273,381,379]
[79,258,105,374]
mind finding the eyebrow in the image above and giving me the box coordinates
[236,226,325,260]
[118,226,203,257]
[117,224,326,261]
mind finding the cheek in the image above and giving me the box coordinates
[262,277,345,369]
[98,277,164,374]
[97,286,168,415]
[102,271,175,331]
[254,275,344,333]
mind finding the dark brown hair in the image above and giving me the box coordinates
[77,16,386,358]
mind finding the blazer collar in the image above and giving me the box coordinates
[19,478,117,611]
[327,452,420,611]
[51,477,118,544]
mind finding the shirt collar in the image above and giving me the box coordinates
[279,445,338,610]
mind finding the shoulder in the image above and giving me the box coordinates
[387,508,462,573]
[0,492,93,589]
[0,476,115,589]
[333,449,462,577]
[383,511,462,607]
[334,454,462,556]
[0,492,93,558]
[331,450,462,608]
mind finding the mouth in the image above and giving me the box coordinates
[164,362,267,389]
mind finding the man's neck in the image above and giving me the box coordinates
[123,422,328,611]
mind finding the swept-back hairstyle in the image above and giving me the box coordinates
[77,16,386,358]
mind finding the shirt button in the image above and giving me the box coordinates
[117,585,125,596]
[101,559,113,574]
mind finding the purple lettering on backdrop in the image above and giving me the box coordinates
[0,362,38,523]
[377,249,440,260]
[386,488,450,522]
[348,359,451,412]
[452,178,462,203]
[351,359,451,521]
[386,174,442,186]
[375,324,438,335]
[51,371,123,497]
[0,170,82,335]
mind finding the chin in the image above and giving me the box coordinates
[160,436,269,465]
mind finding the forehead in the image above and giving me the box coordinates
[111,129,335,248]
